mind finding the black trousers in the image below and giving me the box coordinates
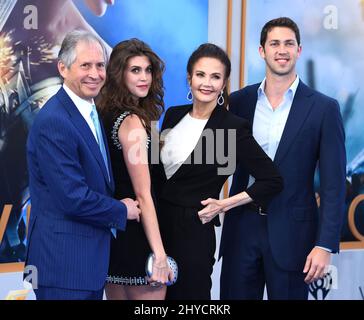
[158,200,216,300]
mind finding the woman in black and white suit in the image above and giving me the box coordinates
[154,43,283,300]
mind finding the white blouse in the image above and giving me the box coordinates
[161,113,208,179]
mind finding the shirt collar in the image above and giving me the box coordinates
[63,84,95,117]
[288,75,300,98]
[257,78,267,97]
[257,75,300,99]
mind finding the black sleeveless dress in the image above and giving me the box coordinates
[103,111,152,286]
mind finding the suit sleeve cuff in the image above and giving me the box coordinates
[315,245,333,253]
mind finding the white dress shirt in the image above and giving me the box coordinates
[63,84,98,142]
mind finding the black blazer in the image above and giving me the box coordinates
[153,104,283,211]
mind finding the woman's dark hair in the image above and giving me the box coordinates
[98,38,165,133]
[187,43,231,108]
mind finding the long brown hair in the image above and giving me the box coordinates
[98,38,165,133]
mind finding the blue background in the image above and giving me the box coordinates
[75,0,208,117]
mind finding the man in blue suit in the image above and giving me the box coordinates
[220,17,346,299]
[25,30,141,300]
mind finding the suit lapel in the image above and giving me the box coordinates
[274,81,315,165]
[162,105,192,131]
[242,85,260,125]
[204,105,226,130]
[56,88,112,190]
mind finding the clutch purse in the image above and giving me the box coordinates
[145,253,178,286]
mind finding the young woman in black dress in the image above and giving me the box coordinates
[99,39,172,300]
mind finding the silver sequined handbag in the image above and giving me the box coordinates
[145,253,178,286]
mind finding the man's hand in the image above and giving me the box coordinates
[303,247,331,284]
[121,198,141,222]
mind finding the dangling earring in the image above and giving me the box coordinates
[217,90,224,106]
[187,89,193,101]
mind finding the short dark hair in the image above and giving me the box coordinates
[187,43,231,108]
[260,17,301,47]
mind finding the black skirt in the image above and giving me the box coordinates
[106,220,151,286]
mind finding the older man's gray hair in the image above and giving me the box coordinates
[58,30,107,68]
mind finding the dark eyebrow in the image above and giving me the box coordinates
[269,39,296,43]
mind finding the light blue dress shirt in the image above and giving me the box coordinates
[248,75,299,186]
[254,76,299,160]
[248,76,331,253]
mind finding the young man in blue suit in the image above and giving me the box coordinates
[219,17,346,299]
[25,30,141,300]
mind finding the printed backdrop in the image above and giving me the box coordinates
[0,0,208,266]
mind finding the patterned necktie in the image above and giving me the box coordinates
[90,104,110,181]
[91,105,116,238]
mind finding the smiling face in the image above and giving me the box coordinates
[188,57,226,106]
[123,55,152,99]
[259,26,301,78]
[58,41,106,102]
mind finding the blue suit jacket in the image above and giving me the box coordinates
[25,88,127,290]
[220,81,346,271]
